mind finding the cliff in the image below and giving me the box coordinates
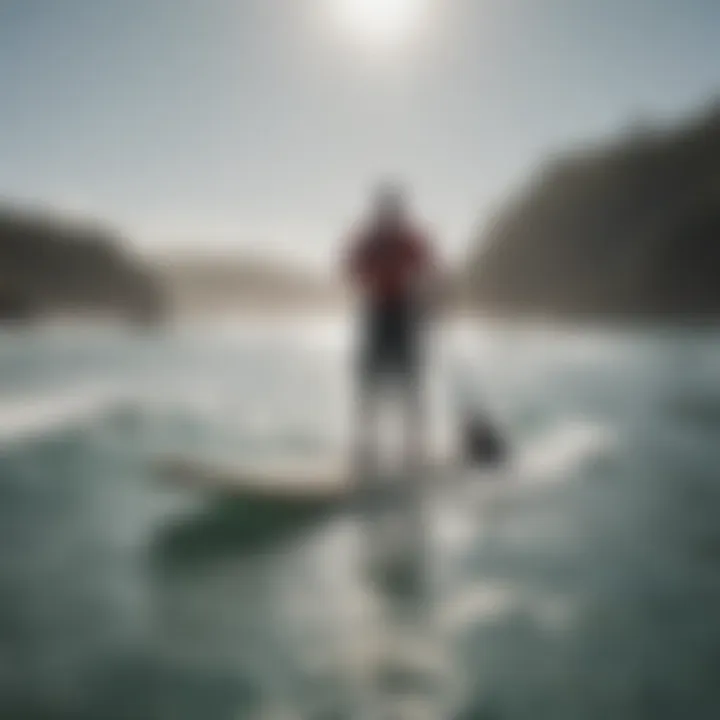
[468,103,720,322]
[0,205,164,324]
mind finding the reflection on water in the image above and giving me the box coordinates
[151,467,453,719]
[349,471,449,719]
[2,322,720,718]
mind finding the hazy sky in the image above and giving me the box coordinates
[0,0,718,267]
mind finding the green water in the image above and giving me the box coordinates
[1,321,720,719]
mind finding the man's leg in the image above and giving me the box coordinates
[401,370,426,474]
[398,311,427,475]
[354,313,384,479]
[354,371,380,478]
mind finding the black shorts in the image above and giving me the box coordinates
[358,299,422,385]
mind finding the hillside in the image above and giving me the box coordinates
[0,206,164,324]
[468,103,720,322]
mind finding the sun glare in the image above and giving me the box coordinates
[330,0,428,50]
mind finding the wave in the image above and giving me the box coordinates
[0,382,129,448]
[514,419,616,483]
[449,419,616,502]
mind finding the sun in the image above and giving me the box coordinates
[330,0,428,49]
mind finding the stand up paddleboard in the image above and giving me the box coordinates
[155,455,352,507]
[152,451,467,509]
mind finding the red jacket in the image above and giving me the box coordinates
[345,223,435,304]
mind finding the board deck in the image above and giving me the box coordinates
[154,452,460,505]
[155,455,353,503]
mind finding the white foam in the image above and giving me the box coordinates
[515,419,616,483]
[448,420,617,514]
[440,582,519,633]
[0,383,128,448]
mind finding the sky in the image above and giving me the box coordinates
[0,0,718,268]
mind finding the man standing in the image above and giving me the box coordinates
[344,183,439,475]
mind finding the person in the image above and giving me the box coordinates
[343,182,440,476]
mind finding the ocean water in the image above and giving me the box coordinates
[1,319,720,719]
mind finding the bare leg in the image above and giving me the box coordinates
[354,376,380,479]
[402,374,426,476]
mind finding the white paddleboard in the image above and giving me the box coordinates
[154,451,464,505]
[155,454,352,503]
